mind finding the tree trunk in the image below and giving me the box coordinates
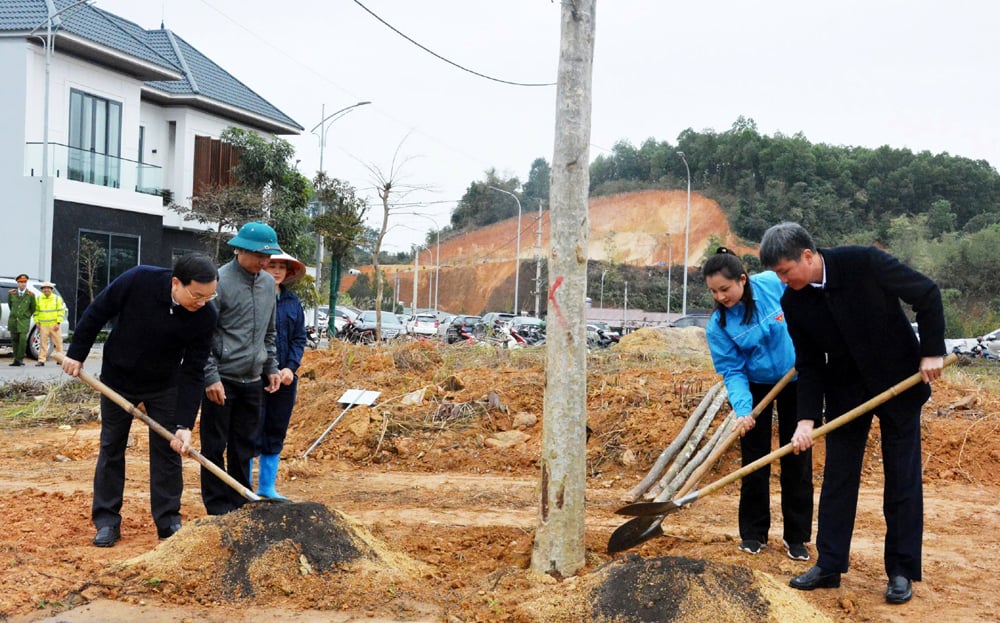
[530,0,596,579]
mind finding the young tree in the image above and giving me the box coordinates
[364,138,430,339]
[312,172,368,314]
[531,0,594,578]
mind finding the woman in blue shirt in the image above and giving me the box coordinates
[252,253,308,498]
[703,247,812,560]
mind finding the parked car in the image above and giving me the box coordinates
[589,321,620,338]
[0,276,70,360]
[349,310,405,341]
[480,312,516,332]
[668,313,711,329]
[395,313,411,334]
[445,315,482,344]
[436,314,457,340]
[408,312,439,337]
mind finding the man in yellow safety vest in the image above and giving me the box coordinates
[33,281,66,366]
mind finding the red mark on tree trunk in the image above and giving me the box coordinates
[548,276,567,326]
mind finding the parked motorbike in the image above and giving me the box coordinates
[594,329,619,348]
[305,326,321,350]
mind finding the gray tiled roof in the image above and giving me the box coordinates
[0,0,301,132]
[145,30,301,131]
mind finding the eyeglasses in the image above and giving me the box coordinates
[184,286,218,302]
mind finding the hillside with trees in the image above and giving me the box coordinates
[368,117,999,336]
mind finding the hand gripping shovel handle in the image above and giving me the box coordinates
[673,366,796,500]
[606,367,794,554]
[608,354,957,553]
[53,353,263,503]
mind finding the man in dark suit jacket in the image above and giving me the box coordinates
[759,222,945,605]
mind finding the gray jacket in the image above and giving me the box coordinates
[204,259,279,385]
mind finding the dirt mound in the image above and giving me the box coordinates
[518,554,832,623]
[113,502,424,609]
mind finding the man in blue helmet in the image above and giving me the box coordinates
[188,222,283,514]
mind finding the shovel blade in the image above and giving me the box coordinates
[615,499,687,517]
[607,514,665,554]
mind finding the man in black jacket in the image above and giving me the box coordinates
[62,255,218,547]
[759,222,945,605]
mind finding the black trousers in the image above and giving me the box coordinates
[92,385,181,532]
[816,406,924,580]
[255,376,298,455]
[738,380,813,545]
[199,378,262,515]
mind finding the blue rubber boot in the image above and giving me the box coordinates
[255,453,286,499]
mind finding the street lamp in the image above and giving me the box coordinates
[407,214,441,315]
[310,100,371,325]
[600,269,607,309]
[677,151,691,316]
[30,0,95,280]
[666,232,672,317]
[488,186,522,315]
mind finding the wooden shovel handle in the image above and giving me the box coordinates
[683,353,957,504]
[53,353,261,502]
[673,366,797,498]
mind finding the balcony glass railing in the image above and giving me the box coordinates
[24,142,163,197]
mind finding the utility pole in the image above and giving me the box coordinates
[666,232,672,316]
[534,199,543,317]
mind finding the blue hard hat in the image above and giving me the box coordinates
[227,222,282,255]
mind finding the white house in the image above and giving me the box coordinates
[0,0,302,325]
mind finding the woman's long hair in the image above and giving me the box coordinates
[701,247,755,328]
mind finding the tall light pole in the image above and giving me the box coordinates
[488,186,522,315]
[408,214,441,315]
[600,269,607,308]
[411,243,422,314]
[666,232,672,317]
[677,151,692,316]
[30,0,94,280]
[310,100,371,325]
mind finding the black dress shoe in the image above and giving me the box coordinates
[9,361,22,367]
[157,522,183,540]
[93,525,120,547]
[789,565,841,590]
[35,362,45,367]
[886,575,912,604]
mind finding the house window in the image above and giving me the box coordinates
[68,90,123,188]
[75,231,139,317]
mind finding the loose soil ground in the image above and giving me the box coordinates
[1,331,999,622]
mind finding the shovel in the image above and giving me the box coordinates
[53,352,270,504]
[607,353,957,554]
[671,367,796,501]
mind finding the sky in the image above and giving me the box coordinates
[93,0,1000,254]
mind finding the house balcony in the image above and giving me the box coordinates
[25,142,166,201]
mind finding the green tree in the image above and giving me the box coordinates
[312,173,368,314]
[171,127,311,261]
[926,199,957,238]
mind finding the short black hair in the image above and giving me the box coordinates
[759,222,817,268]
[172,254,218,285]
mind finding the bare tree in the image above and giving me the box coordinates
[77,237,107,305]
[172,185,263,262]
[363,138,429,338]
[531,0,595,578]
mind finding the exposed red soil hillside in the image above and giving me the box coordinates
[366,190,752,315]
